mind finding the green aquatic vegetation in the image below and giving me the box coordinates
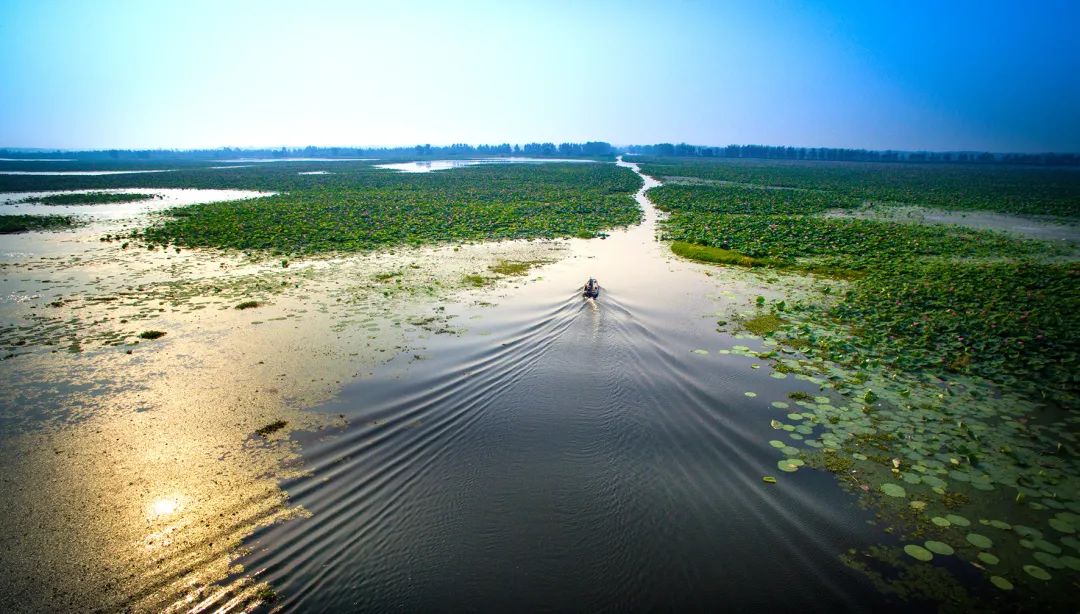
[881,483,907,498]
[777,458,804,472]
[19,191,156,205]
[742,313,787,336]
[669,241,776,267]
[965,533,993,549]
[989,576,1013,590]
[650,183,860,215]
[0,214,80,234]
[904,544,934,562]
[252,585,278,603]
[639,157,1080,218]
[488,260,543,276]
[924,541,954,556]
[254,420,288,437]
[1023,564,1051,580]
[463,274,492,288]
[660,212,1056,266]
[827,260,1080,402]
[138,163,642,253]
[746,330,1080,608]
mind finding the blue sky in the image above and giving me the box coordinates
[1,0,1077,151]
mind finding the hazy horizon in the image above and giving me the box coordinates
[2,0,1078,152]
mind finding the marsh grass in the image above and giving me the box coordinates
[21,192,156,206]
[462,274,491,287]
[670,241,777,267]
[488,260,543,276]
[742,312,787,336]
[0,214,79,234]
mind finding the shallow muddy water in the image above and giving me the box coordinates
[0,188,272,221]
[825,204,1080,242]
[235,159,900,610]
[0,190,575,611]
[376,157,596,173]
[0,169,176,176]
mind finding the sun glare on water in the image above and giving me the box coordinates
[150,497,180,517]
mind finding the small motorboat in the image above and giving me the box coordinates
[583,277,600,299]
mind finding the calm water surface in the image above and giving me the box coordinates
[376,158,595,173]
[238,159,901,611]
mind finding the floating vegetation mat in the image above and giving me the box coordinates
[719,312,1079,609]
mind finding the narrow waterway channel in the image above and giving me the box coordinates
[237,158,900,611]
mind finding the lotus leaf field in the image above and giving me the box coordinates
[640,156,1080,218]
[133,163,641,252]
[0,161,644,252]
[652,156,1080,608]
[648,158,1079,402]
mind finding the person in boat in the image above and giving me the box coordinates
[583,277,600,298]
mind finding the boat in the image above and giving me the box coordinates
[583,277,600,298]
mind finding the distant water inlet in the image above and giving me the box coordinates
[235,158,897,611]
[376,157,597,173]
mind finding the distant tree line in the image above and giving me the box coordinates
[625,143,1080,166]
[1,141,1076,165]
[0,142,616,161]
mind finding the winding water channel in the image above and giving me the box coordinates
[236,159,902,610]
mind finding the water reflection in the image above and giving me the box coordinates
[150,497,181,518]
[376,157,596,173]
[0,170,176,176]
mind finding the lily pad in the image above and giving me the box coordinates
[880,483,906,498]
[945,514,970,527]
[762,476,777,484]
[903,544,933,562]
[744,391,757,398]
[1033,539,1062,554]
[1060,555,1080,571]
[777,459,803,473]
[771,401,789,409]
[931,516,951,527]
[977,552,1000,565]
[989,576,1013,591]
[1033,552,1064,569]
[1023,564,1051,580]
[1048,518,1076,534]
[924,541,954,556]
[966,533,993,549]
[692,349,709,355]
